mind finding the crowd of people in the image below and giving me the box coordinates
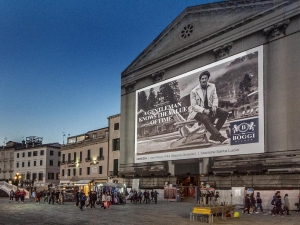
[243,191,300,216]
[127,189,159,204]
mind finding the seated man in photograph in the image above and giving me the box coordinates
[188,70,229,144]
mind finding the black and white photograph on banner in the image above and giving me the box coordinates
[135,46,264,163]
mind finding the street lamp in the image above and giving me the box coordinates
[14,173,22,187]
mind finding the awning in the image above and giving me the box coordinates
[74,180,92,185]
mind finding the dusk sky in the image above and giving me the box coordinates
[0,0,220,145]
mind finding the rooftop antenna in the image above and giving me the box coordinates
[62,132,65,145]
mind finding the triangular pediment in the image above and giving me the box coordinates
[122,0,295,77]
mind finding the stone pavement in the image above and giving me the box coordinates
[0,198,299,225]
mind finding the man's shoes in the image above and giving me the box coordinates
[219,136,230,144]
[209,136,219,144]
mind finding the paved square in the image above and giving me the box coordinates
[0,198,299,225]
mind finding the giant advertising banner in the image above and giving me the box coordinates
[135,46,264,163]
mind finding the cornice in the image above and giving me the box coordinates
[121,0,299,87]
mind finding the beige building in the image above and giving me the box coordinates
[0,141,20,181]
[59,114,121,192]
[60,127,109,192]
[107,114,122,183]
[13,137,61,188]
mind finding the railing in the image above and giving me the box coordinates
[97,156,104,161]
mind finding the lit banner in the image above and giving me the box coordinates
[135,46,264,163]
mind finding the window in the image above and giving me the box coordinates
[40,150,44,155]
[16,162,19,168]
[62,154,65,163]
[58,161,60,166]
[80,152,82,162]
[34,161,36,166]
[99,148,103,158]
[17,153,19,158]
[50,160,53,166]
[68,153,71,162]
[22,152,25,157]
[38,173,43,180]
[79,168,82,175]
[87,149,91,160]
[22,162,24,167]
[73,168,76,176]
[67,169,70,176]
[87,167,90,175]
[50,150,53,156]
[113,159,118,176]
[113,138,120,151]
[74,152,77,162]
[33,151,38,156]
[32,173,37,181]
[99,166,102,174]
[58,152,61,157]
[40,160,43,166]
[56,173,60,180]
[114,123,119,130]
[105,131,109,137]
[62,169,65,176]
[48,173,54,179]
[92,133,97,139]
[28,152,31,157]
[28,161,30,167]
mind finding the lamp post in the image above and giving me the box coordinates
[14,173,22,187]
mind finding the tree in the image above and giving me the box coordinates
[138,91,148,111]
[147,88,157,109]
[236,73,253,106]
[158,81,180,105]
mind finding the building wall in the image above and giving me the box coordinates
[0,148,14,180]
[120,0,300,187]
[14,145,61,186]
[108,114,121,182]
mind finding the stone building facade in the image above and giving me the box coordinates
[120,0,300,189]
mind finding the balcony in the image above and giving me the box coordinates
[61,161,66,165]
[67,160,76,167]
[97,156,104,161]
[85,158,91,162]
[109,171,119,177]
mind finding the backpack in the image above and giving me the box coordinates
[271,197,276,205]
[82,194,87,201]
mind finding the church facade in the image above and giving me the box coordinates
[120,0,300,190]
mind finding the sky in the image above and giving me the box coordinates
[0,0,220,145]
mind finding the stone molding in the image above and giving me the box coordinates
[213,42,233,60]
[151,70,165,84]
[263,19,290,39]
[124,81,136,93]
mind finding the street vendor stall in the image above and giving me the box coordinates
[96,182,127,205]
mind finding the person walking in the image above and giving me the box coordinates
[9,190,14,201]
[58,190,64,205]
[102,192,107,209]
[283,194,291,215]
[78,189,87,211]
[275,194,284,216]
[254,192,263,213]
[36,191,41,204]
[153,190,159,204]
[243,194,251,215]
[31,190,36,202]
[15,190,20,203]
[75,190,79,207]
[106,192,112,209]
[250,193,256,213]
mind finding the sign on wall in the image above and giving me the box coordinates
[135,46,264,163]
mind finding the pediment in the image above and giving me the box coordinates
[122,0,295,77]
